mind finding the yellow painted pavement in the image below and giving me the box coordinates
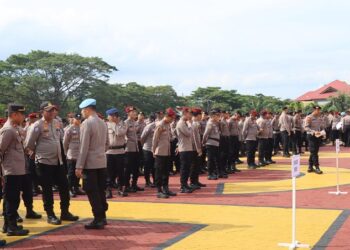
[225,164,350,194]
[4,200,342,250]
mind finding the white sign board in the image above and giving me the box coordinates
[336,139,340,153]
[291,154,301,178]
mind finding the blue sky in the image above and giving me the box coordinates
[1,0,350,99]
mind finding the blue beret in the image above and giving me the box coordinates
[106,108,119,116]
[79,98,96,109]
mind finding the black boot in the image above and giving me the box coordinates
[6,220,29,236]
[26,209,42,219]
[84,219,105,229]
[47,214,61,225]
[61,211,79,221]
[315,167,323,174]
[106,188,113,199]
[118,188,128,197]
[163,186,177,196]
[307,166,314,173]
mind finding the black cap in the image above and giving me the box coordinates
[149,113,156,121]
[40,101,57,111]
[74,114,82,120]
[313,106,321,110]
[8,103,25,114]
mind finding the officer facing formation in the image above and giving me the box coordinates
[105,107,128,198]
[76,98,109,229]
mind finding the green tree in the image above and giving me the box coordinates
[0,50,117,114]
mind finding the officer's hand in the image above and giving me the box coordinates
[75,168,83,178]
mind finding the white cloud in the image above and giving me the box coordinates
[1,0,350,100]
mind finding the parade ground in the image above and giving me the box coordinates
[3,145,350,250]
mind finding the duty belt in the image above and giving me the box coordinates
[109,144,126,150]
[209,137,220,142]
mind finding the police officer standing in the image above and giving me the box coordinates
[105,108,128,198]
[176,107,194,193]
[152,108,177,198]
[242,110,260,169]
[279,107,292,157]
[256,110,269,167]
[202,109,221,180]
[292,110,303,155]
[124,106,144,192]
[140,113,156,187]
[0,104,30,237]
[219,111,230,178]
[25,101,78,225]
[304,106,324,174]
[75,99,109,229]
[63,114,85,198]
[189,108,205,189]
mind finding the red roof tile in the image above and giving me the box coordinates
[296,80,350,101]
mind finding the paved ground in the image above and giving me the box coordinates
[2,145,350,249]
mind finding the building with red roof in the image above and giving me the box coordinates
[296,80,350,104]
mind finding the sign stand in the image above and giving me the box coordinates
[278,155,310,249]
[329,139,348,196]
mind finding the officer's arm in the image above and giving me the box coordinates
[140,125,150,145]
[304,117,313,134]
[76,121,91,169]
[0,129,15,157]
[242,119,249,140]
[152,126,161,154]
[202,123,212,145]
[24,123,41,152]
[177,121,192,137]
[63,129,71,155]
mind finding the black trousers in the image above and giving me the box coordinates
[155,156,170,190]
[125,152,140,187]
[307,135,321,168]
[170,139,180,173]
[281,131,290,155]
[67,160,80,190]
[179,151,194,187]
[292,130,302,154]
[246,140,257,165]
[3,174,34,216]
[331,130,340,143]
[143,150,155,182]
[27,156,40,190]
[82,168,108,220]
[107,154,125,188]
[219,136,229,174]
[258,138,268,163]
[3,175,22,223]
[230,136,240,164]
[266,138,273,161]
[344,125,350,147]
[190,152,201,184]
[206,145,219,175]
[36,163,70,215]
[273,132,281,153]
